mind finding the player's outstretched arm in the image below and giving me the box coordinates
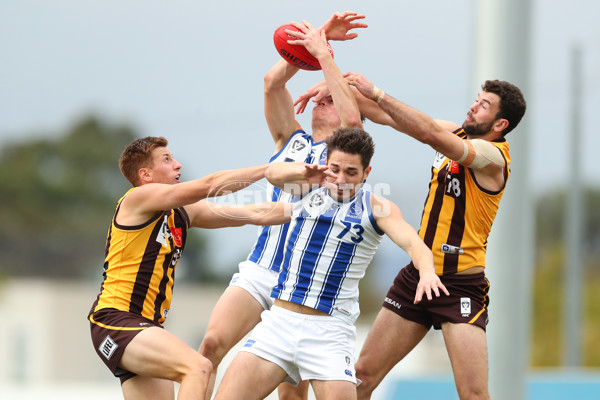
[371,194,448,303]
[286,21,362,129]
[121,164,269,221]
[266,162,336,195]
[187,201,292,229]
[264,60,303,152]
[344,71,467,161]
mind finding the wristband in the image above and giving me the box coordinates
[372,86,385,104]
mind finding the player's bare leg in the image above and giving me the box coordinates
[355,308,429,400]
[199,286,264,399]
[122,376,174,400]
[214,352,288,400]
[278,380,309,400]
[311,380,357,400]
[442,322,490,400]
[120,327,212,399]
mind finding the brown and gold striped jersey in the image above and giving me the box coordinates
[418,129,510,275]
[90,188,190,325]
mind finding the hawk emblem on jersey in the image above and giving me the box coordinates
[156,215,171,246]
[433,151,446,169]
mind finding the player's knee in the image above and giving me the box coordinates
[183,355,213,383]
[198,333,227,366]
[456,384,489,400]
[355,363,376,396]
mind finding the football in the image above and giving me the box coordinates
[273,23,334,71]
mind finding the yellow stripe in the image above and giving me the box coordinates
[469,277,490,324]
[89,314,148,331]
[469,307,485,324]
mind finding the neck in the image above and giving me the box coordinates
[466,131,502,141]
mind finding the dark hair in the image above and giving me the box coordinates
[482,80,527,136]
[119,136,168,186]
[325,127,375,169]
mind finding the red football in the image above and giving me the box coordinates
[273,23,334,71]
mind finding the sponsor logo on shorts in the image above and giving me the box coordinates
[460,297,471,317]
[441,243,465,255]
[99,335,118,360]
[163,308,169,318]
[345,356,351,366]
[243,339,256,348]
[333,306,351,316]
[384,297,401,309]
[345,369,353,377]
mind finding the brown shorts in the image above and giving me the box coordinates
[383,263,490,331]
[89,308,161,383]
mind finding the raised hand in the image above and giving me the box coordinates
[286,21,331,60]
[343,72,376,100]
[294,80,330,114]
[320,11,368,41]
[303,163,337,186]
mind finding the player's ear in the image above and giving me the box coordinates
[363,166,372,182]
[494,118,509,133]
[139,168,152,183]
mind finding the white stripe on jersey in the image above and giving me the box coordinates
[247,131,325,272]
[272,187,384,324]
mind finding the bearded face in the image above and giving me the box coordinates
[462,115,495,137]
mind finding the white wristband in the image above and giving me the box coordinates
[372,86,385,103]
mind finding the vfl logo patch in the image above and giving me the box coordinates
[284,137,310,162]
[460,297,471,317]
[243,339,256,348]
[99,335,118,360]
[291,140,307,153]
[309,191,324,208]
[441,243,465,255]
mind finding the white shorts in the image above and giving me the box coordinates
[240,305,357,385]
[228,260,278,310]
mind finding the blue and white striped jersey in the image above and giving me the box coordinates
[308,139,327,166]
[246,130,321,272]
[272,187,384,324]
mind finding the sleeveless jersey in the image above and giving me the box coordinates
[90,188,190,325]
[246,130,323,272]
[272,187,384,324]
[419,129,510,275]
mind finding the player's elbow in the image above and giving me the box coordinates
[264,70,285,93]
[418,124,445,147]
[342,114,364,129]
